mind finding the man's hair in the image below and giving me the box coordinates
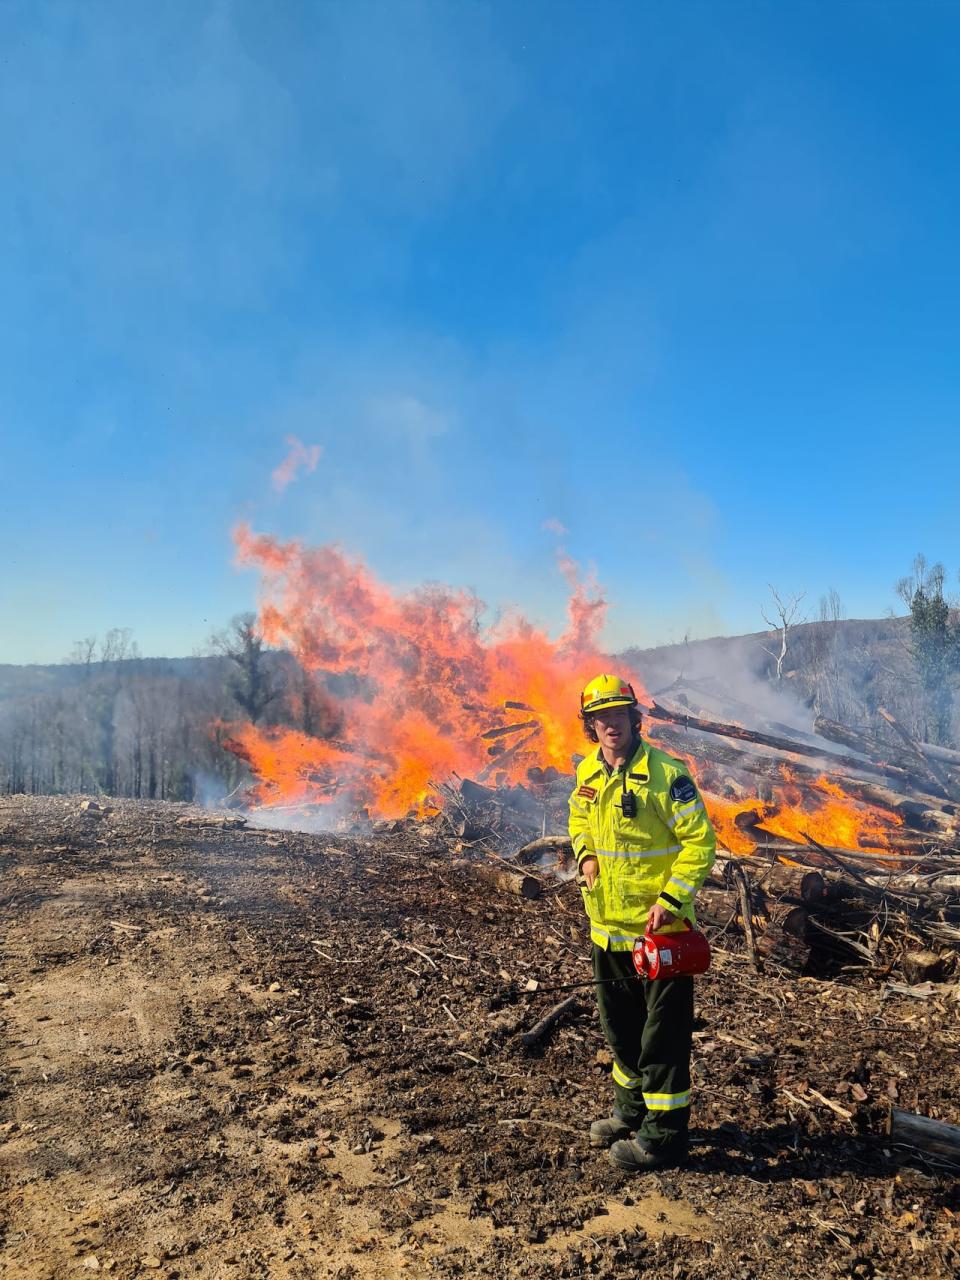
[581,706,643,743]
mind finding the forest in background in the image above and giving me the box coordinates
[2,558,959,803]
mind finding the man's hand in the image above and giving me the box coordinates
[647,904,677,933]
[580,855,599,889]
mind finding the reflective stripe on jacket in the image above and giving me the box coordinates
[568,739,716,951]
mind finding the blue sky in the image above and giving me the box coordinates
[2,0,959,664]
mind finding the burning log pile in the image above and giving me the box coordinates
[427,683,960,983]
[216,528,958,984]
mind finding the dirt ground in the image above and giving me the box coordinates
[1,796,958,1280]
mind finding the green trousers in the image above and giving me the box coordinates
[592,945,694,1148]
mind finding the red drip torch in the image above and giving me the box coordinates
[632,920,711,980]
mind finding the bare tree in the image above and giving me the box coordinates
[1,625,265,801]
[99,628,140,665]
[68,636,98,672]
[760,586,806,681]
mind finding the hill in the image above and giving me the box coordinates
[0,615,946,802]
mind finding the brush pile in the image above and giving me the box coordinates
[427,679,960,986]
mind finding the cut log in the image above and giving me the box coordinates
[863,872,960,892]
[757,911,814,967]
[878,706,959,798]
[520,995,581,1048]
[901,950,944,984]
[515,835,574,865]
[452,860,542,900]
[814,715,898,762]
[887,1107,960,1166]
[648,723,958,837]
[647,702,948,795]
[800,870,835,905]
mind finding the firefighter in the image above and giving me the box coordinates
[569,674,716,1171]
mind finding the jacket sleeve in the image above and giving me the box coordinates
[654,767,716,915]
[568,783,596,869]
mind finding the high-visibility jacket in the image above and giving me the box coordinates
[568,738,716,951]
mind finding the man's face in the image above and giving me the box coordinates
[591,705,634,755]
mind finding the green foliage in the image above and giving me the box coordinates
[218,614,282,725]
[896,555,960,744]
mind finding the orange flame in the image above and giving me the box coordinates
[226,525,640,817]
[705,774,902,856]
[224,526,907,852]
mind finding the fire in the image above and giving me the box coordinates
[225,525,637,817]
[223,525,907,852]
[705,774,902,856]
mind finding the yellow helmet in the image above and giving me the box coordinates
[580,673,638,715]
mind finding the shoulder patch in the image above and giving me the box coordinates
[577,784,598,801]
[669,776,697,805]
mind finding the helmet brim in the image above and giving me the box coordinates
[581,696,637,715]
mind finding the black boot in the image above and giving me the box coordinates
[608,1134,688,1172]
[588,1112,634,1148]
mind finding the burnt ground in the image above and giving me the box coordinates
[1,797,958,1280]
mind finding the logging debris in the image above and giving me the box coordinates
[3,794,960,1280]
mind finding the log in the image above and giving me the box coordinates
[908,739,960,767]
[684,885,738,924]
[452,859,542,900]
[478,728,541,780]
[814,715,897,762]
[887,1107,960,1166]
[648,723,958,835]
[755,907,811,972]
[449,814,495,842]
[800,870,835,905]
[878,707,958,798]
[515,835,574,865]
[480,720,539,741]
[653,676,826,745]
[520,995,581,1048]
[460,778,495,805]
[728,862,761,973]
[863,872,960,892]
[647,702,947,795]
[901,950,944,983]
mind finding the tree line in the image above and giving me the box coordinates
[0,619,321,801]
[3,557,959,802]
[764,555,960,749]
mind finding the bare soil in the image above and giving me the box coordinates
[1,796,958,1280]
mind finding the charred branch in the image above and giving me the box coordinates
[887,1108,960,1167]
[520,995,581,1049]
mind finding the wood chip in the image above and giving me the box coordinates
[806,1087,854,1120]
[883,981,936,1000]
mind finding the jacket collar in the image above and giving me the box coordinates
[596,735,648,778]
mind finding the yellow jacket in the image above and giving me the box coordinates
[568,738,716,951]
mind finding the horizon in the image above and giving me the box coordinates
[0,608,911,673]
[4,1,960,664]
